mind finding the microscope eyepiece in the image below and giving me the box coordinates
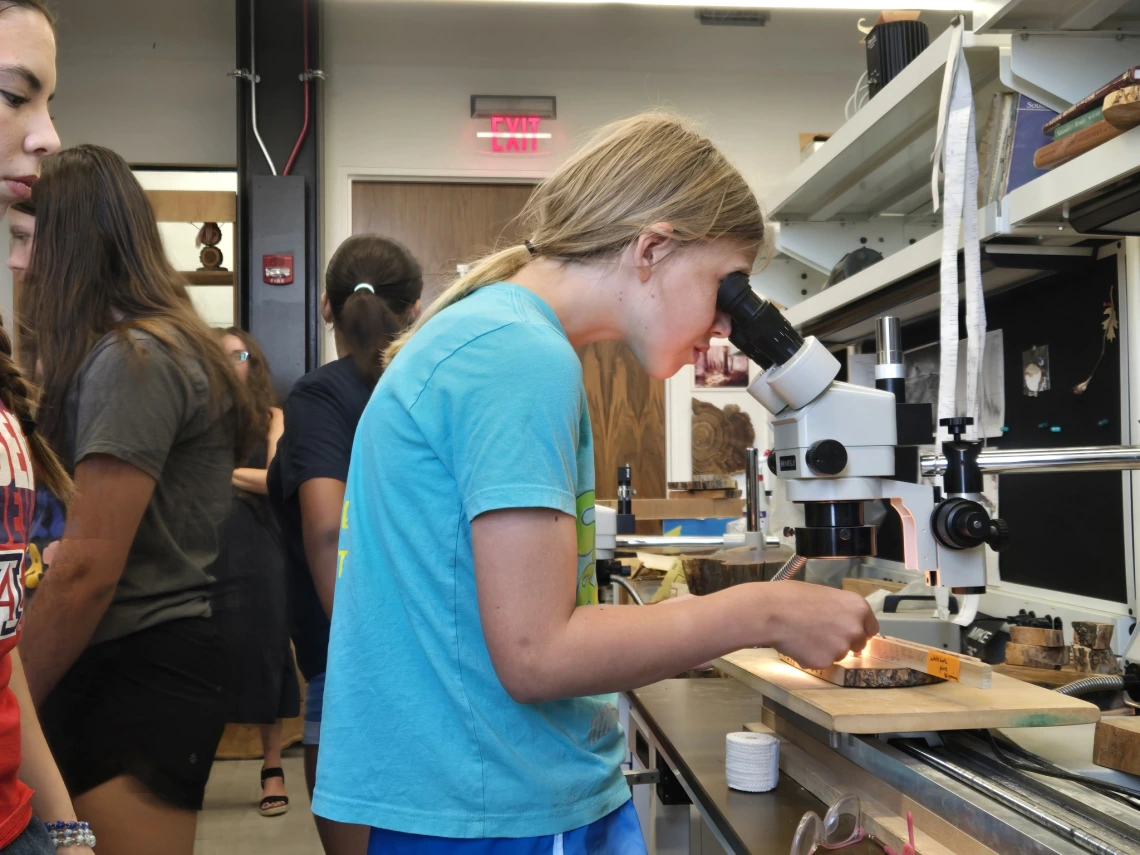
[716,272,804,370]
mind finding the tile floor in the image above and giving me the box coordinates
[195,749,323,855]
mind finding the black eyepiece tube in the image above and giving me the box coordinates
[716,272,804,370]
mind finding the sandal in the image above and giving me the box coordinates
[259,766,290,817]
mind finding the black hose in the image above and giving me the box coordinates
[1055,675,1140,697]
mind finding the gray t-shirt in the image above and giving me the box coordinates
[67,328,236,645]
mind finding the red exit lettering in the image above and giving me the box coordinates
[490,115,542,153]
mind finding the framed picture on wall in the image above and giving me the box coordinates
[692,340,749,390]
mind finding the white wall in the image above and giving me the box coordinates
[323,3,941,256]
[322,1,955,475]
[50,0,236,165]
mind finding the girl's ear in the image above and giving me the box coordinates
[634,222,676,283]
[320,293,334,324]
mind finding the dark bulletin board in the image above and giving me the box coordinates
[893,254,1127,603]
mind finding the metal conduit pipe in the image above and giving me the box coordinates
[611,576,644,606]
[895,741,1130,855]
[1056,675,1139,696]
[1055,675,1140,708]
[771,554,808,582]
[921,446,1140,477]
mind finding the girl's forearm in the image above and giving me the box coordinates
[10,650,78,823]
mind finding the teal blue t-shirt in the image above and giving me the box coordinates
[312,283,629,838]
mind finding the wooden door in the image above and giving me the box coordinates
[350,181,665,502]
[352,181,534,306]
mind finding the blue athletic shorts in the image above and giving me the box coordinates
[367,798,646,854]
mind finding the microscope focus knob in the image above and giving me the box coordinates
[932,497,990,550]
[986,518,1010,552]
[939,416,974,439]
[767,452,778,476]
[805,439,847,476]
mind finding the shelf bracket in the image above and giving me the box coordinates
[1002,34,1140,112]
[775,220,938,277]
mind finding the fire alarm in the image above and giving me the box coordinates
[263,253,294,285]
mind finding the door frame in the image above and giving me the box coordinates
[329,166,548,362]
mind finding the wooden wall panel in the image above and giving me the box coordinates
[352,181,535,306]
[580,341,666,501]
[351,181,665,504]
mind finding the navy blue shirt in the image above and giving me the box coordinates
[267,356,371,681]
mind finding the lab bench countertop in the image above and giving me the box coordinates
[627,678,884,855]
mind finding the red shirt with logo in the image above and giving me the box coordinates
[0,404,37,848]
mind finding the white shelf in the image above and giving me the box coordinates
[974,0,1140,34]
[765,26,1007,224]
[1003,124,1140,228]
[783,203,1001,330]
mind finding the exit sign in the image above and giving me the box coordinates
[477,115,551,154]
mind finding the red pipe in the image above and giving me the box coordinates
[281,0,310,176]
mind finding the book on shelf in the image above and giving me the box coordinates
[1033,120,1128,170]
[1003,95,1057,196]
[1053,106,1103,139]
[1042,66,1140,134]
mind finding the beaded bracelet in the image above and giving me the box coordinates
[42,820,96,848]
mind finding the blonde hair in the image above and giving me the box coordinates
[385,112,766,365]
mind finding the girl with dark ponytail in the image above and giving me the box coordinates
[266,234,421,855]
[321,234,423,386]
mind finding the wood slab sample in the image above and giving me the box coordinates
[1072,621,1114,649]
[994,664,1111,688]
[714,648,1100,734]
[1104,85,1140,130]
[865,635,992,688]
[667,476,737,491]
[667,488,741,499]
[1093,717,1140,776]
[1072,645,1121,674]
[1003,642,1070,668]
[1009,626,1065,647]
[841,577,906,598]
[778,653,941,688]
[595,497,744,520]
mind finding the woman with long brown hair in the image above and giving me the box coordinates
[18,143,252,855]
[0,3,99,854]
[211,327,300,819]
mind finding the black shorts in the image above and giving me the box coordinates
[38,617,226,811]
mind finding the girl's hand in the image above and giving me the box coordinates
[759,581,879,669]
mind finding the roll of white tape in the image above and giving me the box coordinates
[725,731,779,793]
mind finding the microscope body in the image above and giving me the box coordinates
[716,271,1002,596]
[769,380,989,591]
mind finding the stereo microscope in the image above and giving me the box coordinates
[715,271,1007,595]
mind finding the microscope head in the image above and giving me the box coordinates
[716,272,841,416]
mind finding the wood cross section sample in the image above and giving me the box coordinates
[777,652,942,688]
[715,648,1099,734]
[1009,626,1064,647]
[864,635,993,689]
[1093,717,1140,776]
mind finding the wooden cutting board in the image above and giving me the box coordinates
[715,648,1099,734]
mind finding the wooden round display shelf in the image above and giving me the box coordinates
[198,245,224,270]
[691,398,755,477]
